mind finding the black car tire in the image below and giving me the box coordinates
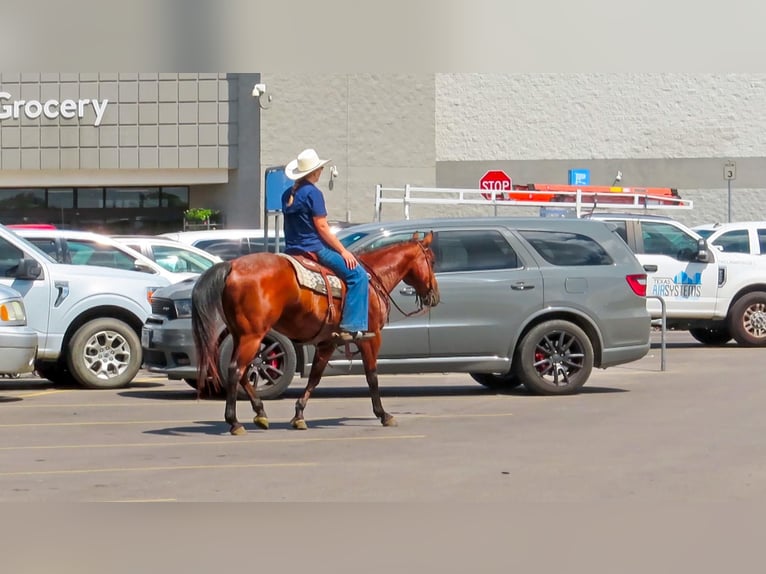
[728,292,766,347]
[208,330,297,400]
[688,327,732,346]
[66,318,143,389]
[469,372,522,390]
[513,320,594,395]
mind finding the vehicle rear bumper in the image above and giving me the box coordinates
[600,342,651,368]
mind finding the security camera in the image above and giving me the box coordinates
[614,170,623,183]
[252,83,267,97]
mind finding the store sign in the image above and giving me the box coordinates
[0,92,109,127]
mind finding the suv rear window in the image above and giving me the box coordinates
[519,230,614,266]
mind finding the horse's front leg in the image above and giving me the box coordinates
[224,360,245,435]
[358,336,396,427]
[291,342,334,430]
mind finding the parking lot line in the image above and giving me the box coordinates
[0,461,318,477]
[14,389,70,398]
[0,434,427,451]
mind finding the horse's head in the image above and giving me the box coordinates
[404,231,440,309]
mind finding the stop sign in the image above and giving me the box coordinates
[479,170,512,200]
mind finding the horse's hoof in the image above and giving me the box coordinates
[291,419,308,430]
[382,416,398,427]
[230,424,247,436]
[253,416,269,430]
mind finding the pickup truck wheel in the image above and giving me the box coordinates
[66,318,142,389]
[688,327,732,346]
[513,320,593,395]
[217,330,297,400]
[469,372,522,390]
[729,292,766,346]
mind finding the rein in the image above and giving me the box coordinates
[360,242,434,322]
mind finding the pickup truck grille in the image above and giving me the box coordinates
[151,298,177,319]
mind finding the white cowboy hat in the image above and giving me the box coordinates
[284,148,331,181]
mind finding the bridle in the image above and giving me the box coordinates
[362,241,437,321]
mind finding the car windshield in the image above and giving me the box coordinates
[149,245,214,273]
[695,228,715,239]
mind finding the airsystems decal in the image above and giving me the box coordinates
[0,92,109,127]
[651,271,702,298]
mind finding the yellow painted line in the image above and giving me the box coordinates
[13,389,69,398]
[103,499,178,503]
[0,434,426,452]
[0,411,512,428]
[0,461,317,478]
[407,412,513,419]
[0,419,203,428]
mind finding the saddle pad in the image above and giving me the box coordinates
[278,253,343,298]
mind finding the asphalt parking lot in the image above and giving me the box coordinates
[2,330,766,503]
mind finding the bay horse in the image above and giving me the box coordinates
[191,231,440,435]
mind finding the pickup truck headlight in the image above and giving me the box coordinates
[0,299,27,325]
[174,299,193,319]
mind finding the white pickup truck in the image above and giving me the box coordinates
[589,213,766,346]
[0,224,171,388]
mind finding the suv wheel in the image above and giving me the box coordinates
[688,327,732,346]
[189,330,297,400]
[728,292,766,346]
[66,318,142,389]
[513,320,594,395]
[469,372,522,390]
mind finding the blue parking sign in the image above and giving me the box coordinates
[568,169,590,186]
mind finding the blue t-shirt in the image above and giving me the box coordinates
[281,181,328,254]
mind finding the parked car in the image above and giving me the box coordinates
[111,235,222,274]
[142,217,651,399]
[12,228,198,283]
[692,221,766,256]
[159,229,284,260]
[0,223,170,389]
[0,284,38,376]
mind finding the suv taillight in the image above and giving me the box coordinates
[626,274,647,297]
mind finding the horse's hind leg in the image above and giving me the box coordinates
[291,342,334,430]
[224,351,246,435]
[358,337,397,427]
[238,333,270,430]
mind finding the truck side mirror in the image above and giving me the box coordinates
[13,258,43,280]
[696,238,710,263]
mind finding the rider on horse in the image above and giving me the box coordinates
[282,148,374,343]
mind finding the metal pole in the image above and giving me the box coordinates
[727,179,732,222]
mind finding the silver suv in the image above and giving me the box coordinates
[142,217,651,398]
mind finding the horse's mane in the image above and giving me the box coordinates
[356,238,421,266]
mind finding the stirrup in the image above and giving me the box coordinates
[332,330,375,343]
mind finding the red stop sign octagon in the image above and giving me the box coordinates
[479,170,512,200]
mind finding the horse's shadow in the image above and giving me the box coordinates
[145,416,371,436]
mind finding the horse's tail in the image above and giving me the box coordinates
[191,261,232,395]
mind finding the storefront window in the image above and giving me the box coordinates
[161,186,189,208]
[0,188,45,209]
[106,187,160,208]
[77,188,105,208]
[48,188,74,209]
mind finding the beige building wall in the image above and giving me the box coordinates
[259,73,436,224]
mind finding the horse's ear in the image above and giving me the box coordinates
[421,231,434,246]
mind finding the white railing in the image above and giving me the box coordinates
[374,185,693,221]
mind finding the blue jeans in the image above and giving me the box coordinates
[315,246,369,332]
